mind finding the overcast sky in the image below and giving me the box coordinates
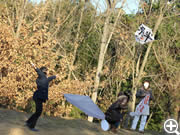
[30,0,140,14]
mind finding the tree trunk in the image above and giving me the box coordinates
[175,106,180,126]
[87,9,111,122]
[5,0,28,38]
[88,0,126,122]
[15,0,28,38]
[178,110,180,126]
[68,2,85,80]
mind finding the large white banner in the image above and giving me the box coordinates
[130,94,151,116]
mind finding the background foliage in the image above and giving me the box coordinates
[0,0,179,132]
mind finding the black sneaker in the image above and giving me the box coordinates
[29,128,39,132]
[25,122,39,132]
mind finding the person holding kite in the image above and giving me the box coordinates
[105,90,131,133]
[130,81,154,133]
[25,62,58,131]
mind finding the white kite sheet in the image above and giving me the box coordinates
[135,24,154,44]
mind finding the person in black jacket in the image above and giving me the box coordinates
[105,90,131,133]
[25,62,58,131]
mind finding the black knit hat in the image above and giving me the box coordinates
[40,66,48,75]
[118,90,132,101]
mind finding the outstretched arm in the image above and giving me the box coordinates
[48,74,58,82]
[30,61,44,77]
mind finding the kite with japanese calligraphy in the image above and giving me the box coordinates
[135,24,154,44]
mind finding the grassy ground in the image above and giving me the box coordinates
[0,108,163,135]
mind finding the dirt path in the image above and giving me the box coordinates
[0,108,161,135]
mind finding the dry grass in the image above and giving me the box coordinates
[0,108,164,135]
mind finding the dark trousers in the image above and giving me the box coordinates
[105,111,122,129]
[26,99,43,128]
[111,121,121,129]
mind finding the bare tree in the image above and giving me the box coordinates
[5,0,28,38]
[68,0,86,80]
[88,0,126,122]
[130,2,167,112]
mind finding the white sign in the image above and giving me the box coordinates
[135,24,154,44]
[164,119,180,135]
[130,94,150,116]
